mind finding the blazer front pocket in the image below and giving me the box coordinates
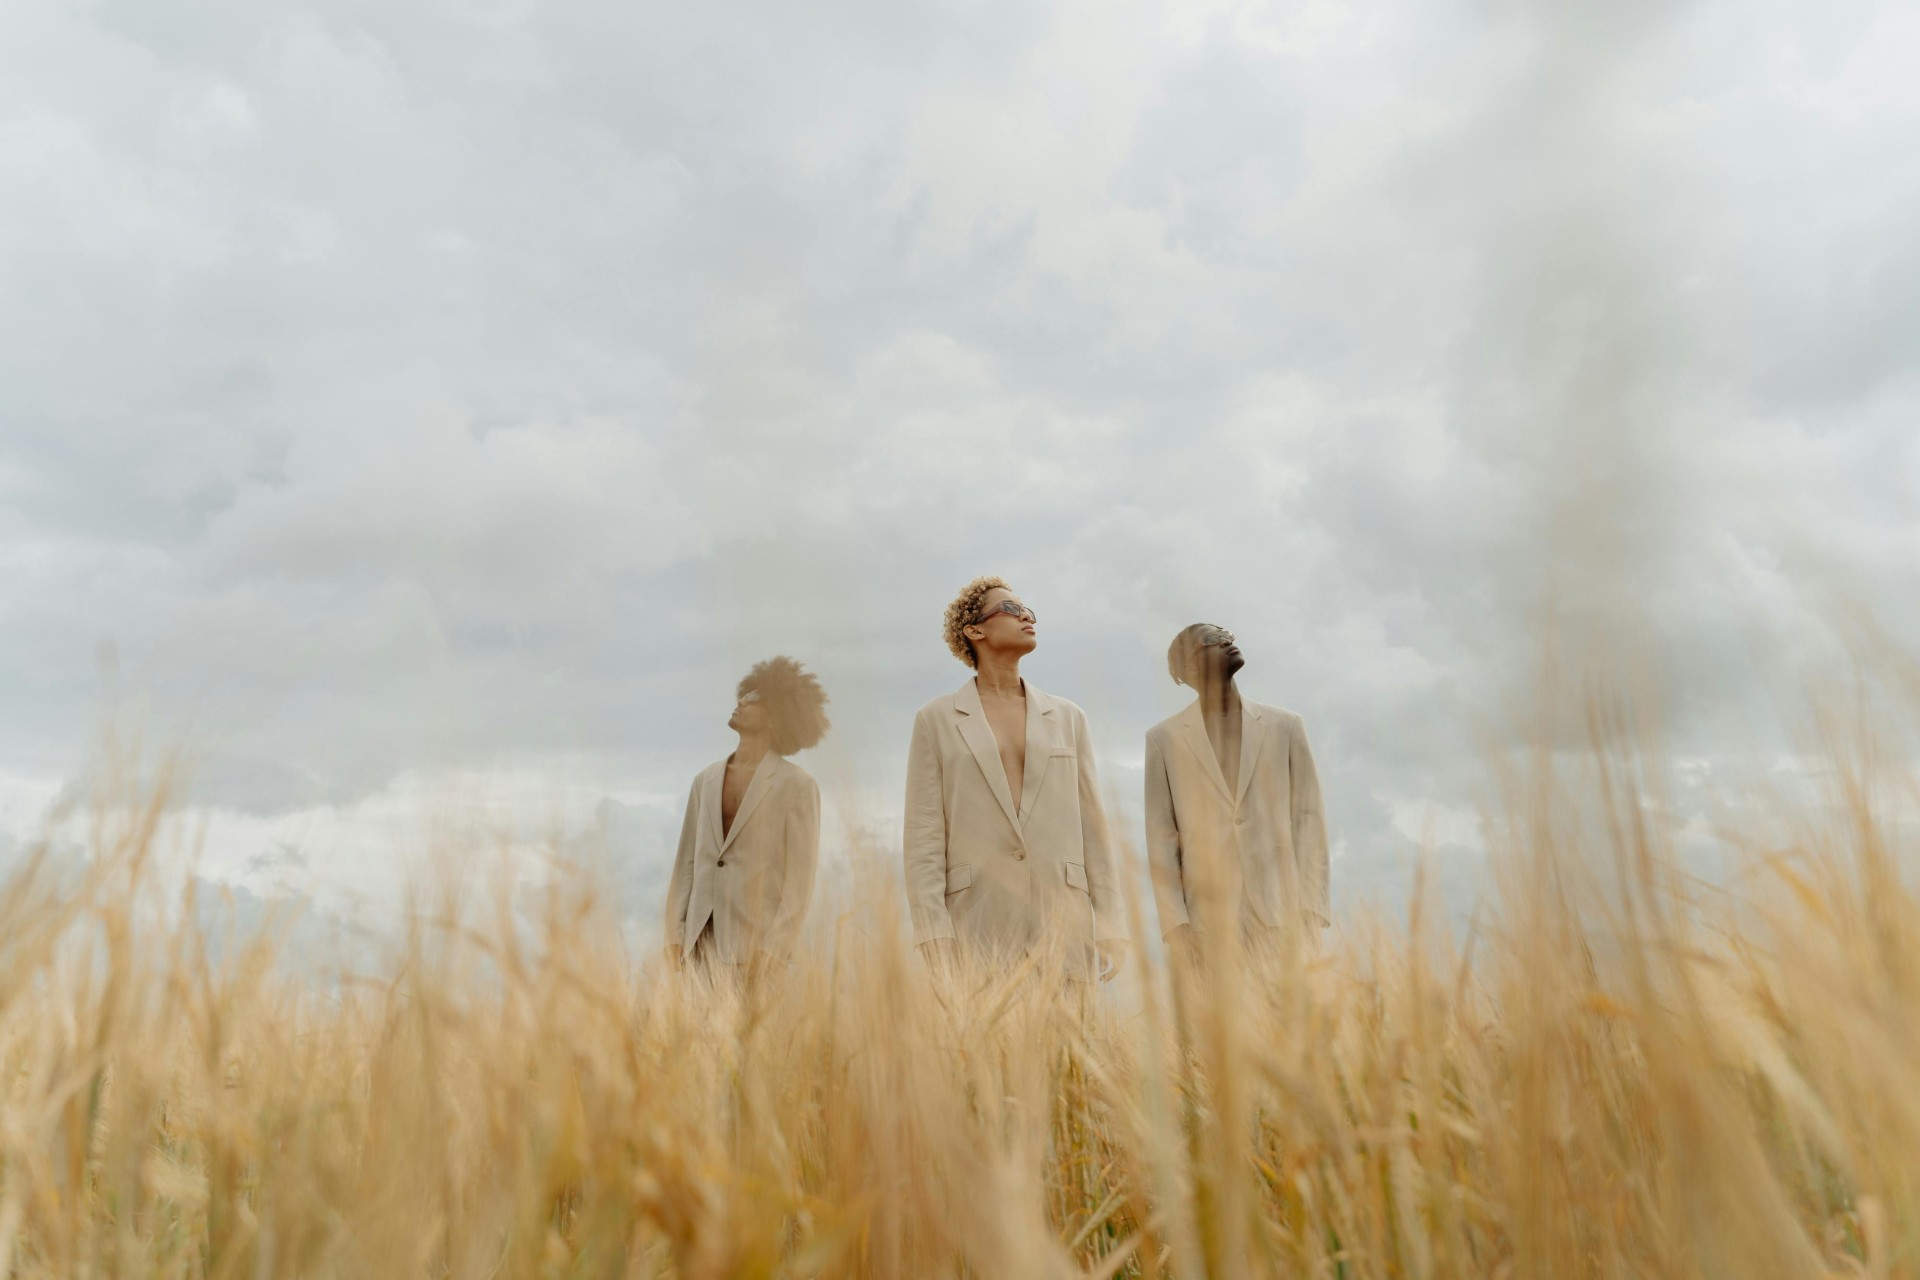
[1064,862,1089,893]
[946,863,972,895]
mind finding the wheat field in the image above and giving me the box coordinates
[3,682,1918,1280]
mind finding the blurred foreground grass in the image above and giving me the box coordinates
[4,686,1919,1279]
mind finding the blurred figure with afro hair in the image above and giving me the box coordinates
[665,656,829,982]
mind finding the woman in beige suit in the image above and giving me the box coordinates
[903,577,1129,981]
[665,656,828,980]
[1144,624,1329,965]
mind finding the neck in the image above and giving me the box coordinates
[1196,675,1240,717]
[731,731,772,766]
[973,649,1024,698]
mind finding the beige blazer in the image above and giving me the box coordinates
[1144,699,1330,940]
[903,679,1129,971]
[665,754,820,965]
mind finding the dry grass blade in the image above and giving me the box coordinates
[4,679,1920,1277]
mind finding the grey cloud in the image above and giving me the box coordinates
[2,0,1916,928]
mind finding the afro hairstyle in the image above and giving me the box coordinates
[737,656,831,755]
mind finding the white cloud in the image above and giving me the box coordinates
[1,0,1916,935]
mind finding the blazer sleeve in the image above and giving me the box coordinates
[1143,730,1189,937]
[1289,716,1331,927]
[902,708,956,945]
[1074,708,1131,944]
[764,773,819,961]
[664,776,701,950]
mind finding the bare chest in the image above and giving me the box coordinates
[1204,717,1243,795]
[981,698,1028,799]
[720,764,754,837]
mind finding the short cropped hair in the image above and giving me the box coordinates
[738,656,831,756]
[1167,624,1212,687]
[942,575,1010,669]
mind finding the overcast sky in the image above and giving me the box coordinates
[3,0,1917,940]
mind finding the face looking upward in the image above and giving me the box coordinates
[964,586,1038,664]
[1179,624,1244,688]
[727,688,769,736]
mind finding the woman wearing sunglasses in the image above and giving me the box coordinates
[664,656,828,985]
[1143,624,1330,969]
[902,576,1129,982]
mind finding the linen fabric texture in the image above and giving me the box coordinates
[1143,700,1330,941]
[666,755,821,966]
[903,679,1130,977]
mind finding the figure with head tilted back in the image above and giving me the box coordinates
[902,577,1129,981]
[665,657,828,983]
[1145,625,1330,967]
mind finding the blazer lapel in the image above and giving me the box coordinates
[1235,701,1265,809]
[701,762,725,849]
[720,755,778,852]
[1176,703,1234,805]
[1016,686,1056,823]
[953,681,1021,833]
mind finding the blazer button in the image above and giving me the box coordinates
[1014,849,1026,861]
[716,860,726,868]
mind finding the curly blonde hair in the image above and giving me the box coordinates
[942,575,1011,668]
[737,656,831,755]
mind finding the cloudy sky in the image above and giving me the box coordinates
[3,0,1917,940]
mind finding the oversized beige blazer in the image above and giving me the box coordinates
[903,679,1129,970]
[1144,699,1330,940]
[665,755,820,965]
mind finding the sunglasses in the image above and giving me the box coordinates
[972,600,1037,627]
[1196,626,1235,647]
